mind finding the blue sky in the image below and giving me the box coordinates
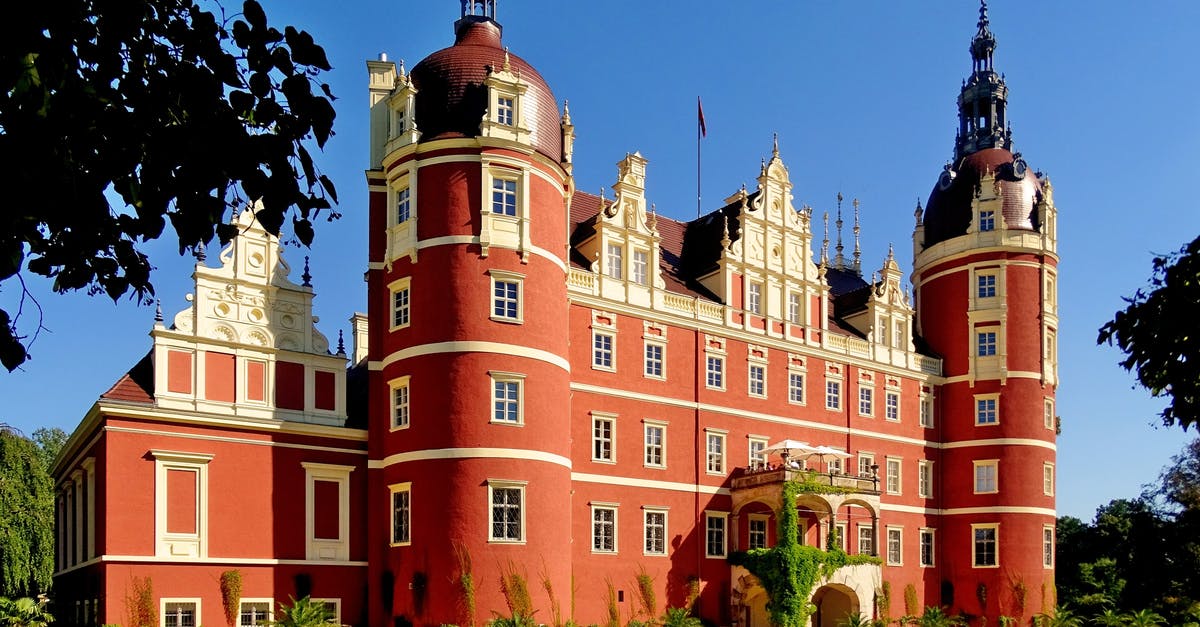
[2,1,1197,521]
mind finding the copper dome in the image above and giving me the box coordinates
[921,148,1043,248]
[410,18,562,162]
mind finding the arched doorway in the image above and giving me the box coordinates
[811,584,859,627]
[743,587,771,627]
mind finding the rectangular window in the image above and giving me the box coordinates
[1043,526,1054,568]
[887,528,902,565]
[1044,398,1056,430]
[644,423,665,468]
[644,510,667,555]
[920,395,934,428]
[885,392,899,421]
[163,602,198,627]
[593,332,615,369]
[705,513,727,557]
[396,187,411,224]
[592,415,615,462]
[1043,463,1055,496]
[788,372,805,404]
[489,484,523,542]
[747,282,763,314]
[857,453,875,477]
[302,462,352,561]
[748,437,768,468]
[391,484,411,545]
[491,375,522,424]
[977,331,998,356]
[920,529,935,567]
[748,516,768,550]
[644,343,664,378]
[979,209,995,232]
[706,431,725,474]
[918,461,932,498]
[238,601,271,627]
[828,456,843,474]
[886,458,902,495]
[606,244,623,279]
[391,378,410,430]
[974,460,998,494]
[788,292,802,324]
[825,380,841,410]
[893,320,905,348]
[977,273,996,298]
[491,178,517,216]
[706,356,724,389]
[497,96,514,126]
[976,397,998,425]
[748,364,766,397]
[859,387,874,416]
[858,526,873,555]
[632,250,648,285]
[973,524,998,567]
[392,283,411,329]
[311,600,340,626]
[592,506,616,553]
[492,280,520,321]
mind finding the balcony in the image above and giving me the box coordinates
[731,466,880,495]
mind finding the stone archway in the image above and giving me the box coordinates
[742,587,771,627]
[811,583,860,627]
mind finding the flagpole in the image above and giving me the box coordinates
[697,97,703,218]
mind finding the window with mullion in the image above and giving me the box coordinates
[491,487,522,541]
[493,381,520,423]
[644,510,666,555]
[493,280,519,320]
[644,424,664,467]
[644,343,664,378]
[396,187,411,224]
[977,331,997,356]
[592,507,616,552]
[592,416,614,462]
[593,333,614,369]
[391,489,410,544]
[492,178,517,216]
[973,526,997,567]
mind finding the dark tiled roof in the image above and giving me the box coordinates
[922,147,1042,248]
[100,352,154,404]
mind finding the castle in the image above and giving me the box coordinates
[52,2,1058,625]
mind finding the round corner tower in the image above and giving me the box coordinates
[364,2,574,624]
[911,1,1059,621]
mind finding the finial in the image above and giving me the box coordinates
[193,242,206,263]
[852,198,862,275]
[398,59,406,78]
[834,194,845,270]
[302,256,312,287]
[562,99,571,124]
[978,0,990,30]
[887,242,895,261]
[821,211,830,264]
[914,198,924,226]
[649,203,658,230]
[503,47,511,73]
[720,215,731,249]
[772,132,779,158]
[155,299,163,323]
[760,156,767,176]
[336,330,346,356]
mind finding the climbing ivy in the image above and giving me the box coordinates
[788,473,860,496]
[728,482,880,627]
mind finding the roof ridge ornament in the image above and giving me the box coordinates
[852,198,862,275]
[834,192,845,270]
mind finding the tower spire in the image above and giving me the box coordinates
[834,192,845,270]
[955,0,1010,160]
[821,211,830,265]
[852,198,862,275]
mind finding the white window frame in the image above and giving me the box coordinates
[302,462,353,561]
[748,363,766,398]
[858,386,874,417]
[747,281,763,315]
[592,412,616,463]
[918,460,932,498]
[389,277,412,331]
[643,507,668,556]
[592,331,616,371]
[151,450,212,559]
[748,514,769,550]
[632,249,649,285]
[705,355,725,390]
[1043,462,1055,496]
[705,429,727,475]
[885,391,900,422]
[310,599,341,626]
[237,598,273,627]
[977,330,998,356]
[487,479,526,544]
[644,341,665,379]
[788,371,805,405]
[489,269,524,324]
[979,208,996,232]
[643,420,666,469]
[975,394,999,426]
[787,291,802,324]
[834,522,848,552]
[748,436,769,469]
[704,511,728,558]
[491,176,518,217]
[857,525,874,556]
[606,243,624,279]
[1042,525,1055,568]
[489,371,524,425]
[389,481,411,547]
[972,523,999,568]
[161,599,201,627]
[857,452,875,478]
[920,392,935,428]
[886,526,903,566]
[976,271,997,300]
[591,503,618,554]
[1044,398,1056,431]
[396,185,411,224]
[973,459,999,494]
[825,378,842,410]
[886,457,902,495]
[496,95,515,126]
[389,375,410,431]
[919,528,935,567]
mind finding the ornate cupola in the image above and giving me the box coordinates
[955,0,1011,160]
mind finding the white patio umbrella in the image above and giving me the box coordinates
[803,445,852,471]
[761,439,816,456]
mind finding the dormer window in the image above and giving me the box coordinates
[497,96,514,126]
[396,108,407,135]
[979,209,996,232]
[606,244,624,280]
[491,179,517,216]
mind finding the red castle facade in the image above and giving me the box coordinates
[53,2,1059,626]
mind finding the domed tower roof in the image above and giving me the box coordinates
[919,1,1044,249]
[409,1,561,161]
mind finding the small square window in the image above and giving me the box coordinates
[886,527,903,565]
[885,392,900,421]
[825,380,841,410]
[593,332,615,370]
[632,250,649,285]
[163,602,198,627]
[396,187,411,224]
[489,483,524,542]
[492,178,517,216]
[859,387,874,416]
[979,209,996,232]
[491,374,523,424]
[592,506,617,553]
[920,529,935,567]
[974,460,998,494]
[592,415,615,462]
[705,431,726,474]
[788,372,805,404]
[644,343,664,379]
[976,397,998,425]
[497,96,514,126]
[644,510,667,555]
[238,601,271,627]
[977,331,998,356]
[973,524,998,567]
[705,513,727,557]
[606,244,624,279]
[492,279,521,322]
[644,423,665,468]
[706,356,724,390]
[748,364,766,397]
[977,273,996,298]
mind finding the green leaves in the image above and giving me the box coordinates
[0,0,338,371]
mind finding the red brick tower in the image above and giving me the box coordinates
[912,2,1059,621]
[363,2,574,624]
